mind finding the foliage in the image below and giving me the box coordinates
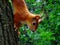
[18,0,60,45]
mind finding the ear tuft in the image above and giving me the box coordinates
[38,16,45,23]
[38,19,42,23]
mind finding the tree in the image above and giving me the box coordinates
[0,0,19,45]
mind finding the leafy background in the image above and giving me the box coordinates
[18,0,60,45]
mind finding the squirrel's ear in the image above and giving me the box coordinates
[38,16,45,23]
[35,15,42,23]
[38,19,42,23]
[38,11,45,23]
[35,15,45,23]
[35,15,40,20]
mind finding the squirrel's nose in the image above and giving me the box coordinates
[32,31,35,32]
[24,24,28,28]
[31,30,36,32]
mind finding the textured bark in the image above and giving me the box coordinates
[0,0,19,45]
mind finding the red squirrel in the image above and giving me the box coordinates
[12,0,43,32]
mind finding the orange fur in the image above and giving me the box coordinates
[13,0,41,32]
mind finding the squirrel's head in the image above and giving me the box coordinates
[26,13,44,32]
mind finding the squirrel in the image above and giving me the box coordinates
[12,0,43,33]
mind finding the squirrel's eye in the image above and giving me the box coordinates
[32,22,36,25]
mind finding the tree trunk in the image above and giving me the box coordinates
[0,0,19,45]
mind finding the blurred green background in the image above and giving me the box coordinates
[15,0,60,45]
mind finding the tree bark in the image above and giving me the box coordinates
[0,0,19,45]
